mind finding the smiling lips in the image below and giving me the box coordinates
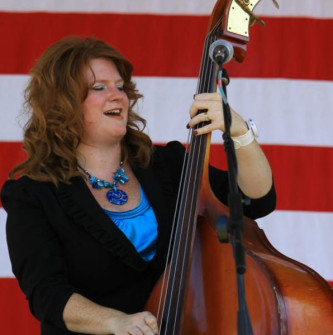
[103,108,122,116]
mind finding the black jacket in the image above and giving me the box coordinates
[1,141,276,334]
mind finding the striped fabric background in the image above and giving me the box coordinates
[0,0,332,333]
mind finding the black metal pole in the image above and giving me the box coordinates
[218,66,254,335]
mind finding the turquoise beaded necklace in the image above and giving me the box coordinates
[78,162,129,205]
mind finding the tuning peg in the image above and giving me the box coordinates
[249,13,265,27]
[272,0,280,9]
[235,0,266,27]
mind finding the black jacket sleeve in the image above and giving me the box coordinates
[209,164,276,219]
[1,178,75,331]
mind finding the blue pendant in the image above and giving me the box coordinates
[106,188,128,205]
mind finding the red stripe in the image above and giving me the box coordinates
[0,277,331,334]
[0,278,40,334]
[210,144,333,212]
[1,142,333,212]
[0,12,332,80]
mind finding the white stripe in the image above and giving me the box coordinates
[226,78,333,147]
[0,75,26,141]
[257,210,333,281]
[255,0,333,18]
[0,209,14,278]
[0,0,216,14]
[0,0,333,18]
[1,75,333,147]
[1,207,333,281]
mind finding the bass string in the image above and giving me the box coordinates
[156,24,220,334]
[154,129,192,327]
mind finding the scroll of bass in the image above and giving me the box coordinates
[146,1,333,334]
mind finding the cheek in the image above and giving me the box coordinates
[82,99,102,124]
[83,108,95,120]
[82,109,96,125]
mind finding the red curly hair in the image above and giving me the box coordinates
[9,36,153,185]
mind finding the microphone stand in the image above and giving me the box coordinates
[217,65,254,335]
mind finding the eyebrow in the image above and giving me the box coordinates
[94,78,124,84]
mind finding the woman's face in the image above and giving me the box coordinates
[80,58,129,147]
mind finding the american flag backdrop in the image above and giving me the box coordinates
[0,0,332,333]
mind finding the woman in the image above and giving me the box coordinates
[1,37,275,335]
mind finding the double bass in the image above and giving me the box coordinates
[146,0,333,333]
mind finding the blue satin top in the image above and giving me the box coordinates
[103,186,158,261]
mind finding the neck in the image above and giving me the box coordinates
[77,142,123,177]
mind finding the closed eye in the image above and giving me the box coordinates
[90,85,106,91]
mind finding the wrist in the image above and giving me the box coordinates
[231,118,259,149]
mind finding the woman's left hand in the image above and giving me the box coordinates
[188,92,248,137]
[187,92,273,200]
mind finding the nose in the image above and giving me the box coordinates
[107,86,124,101]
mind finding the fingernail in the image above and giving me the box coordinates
[186,123,190,129]
[193,130,198,136]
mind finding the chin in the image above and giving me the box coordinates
[111,127,127,139]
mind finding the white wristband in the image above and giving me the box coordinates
[231,119,259,150]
